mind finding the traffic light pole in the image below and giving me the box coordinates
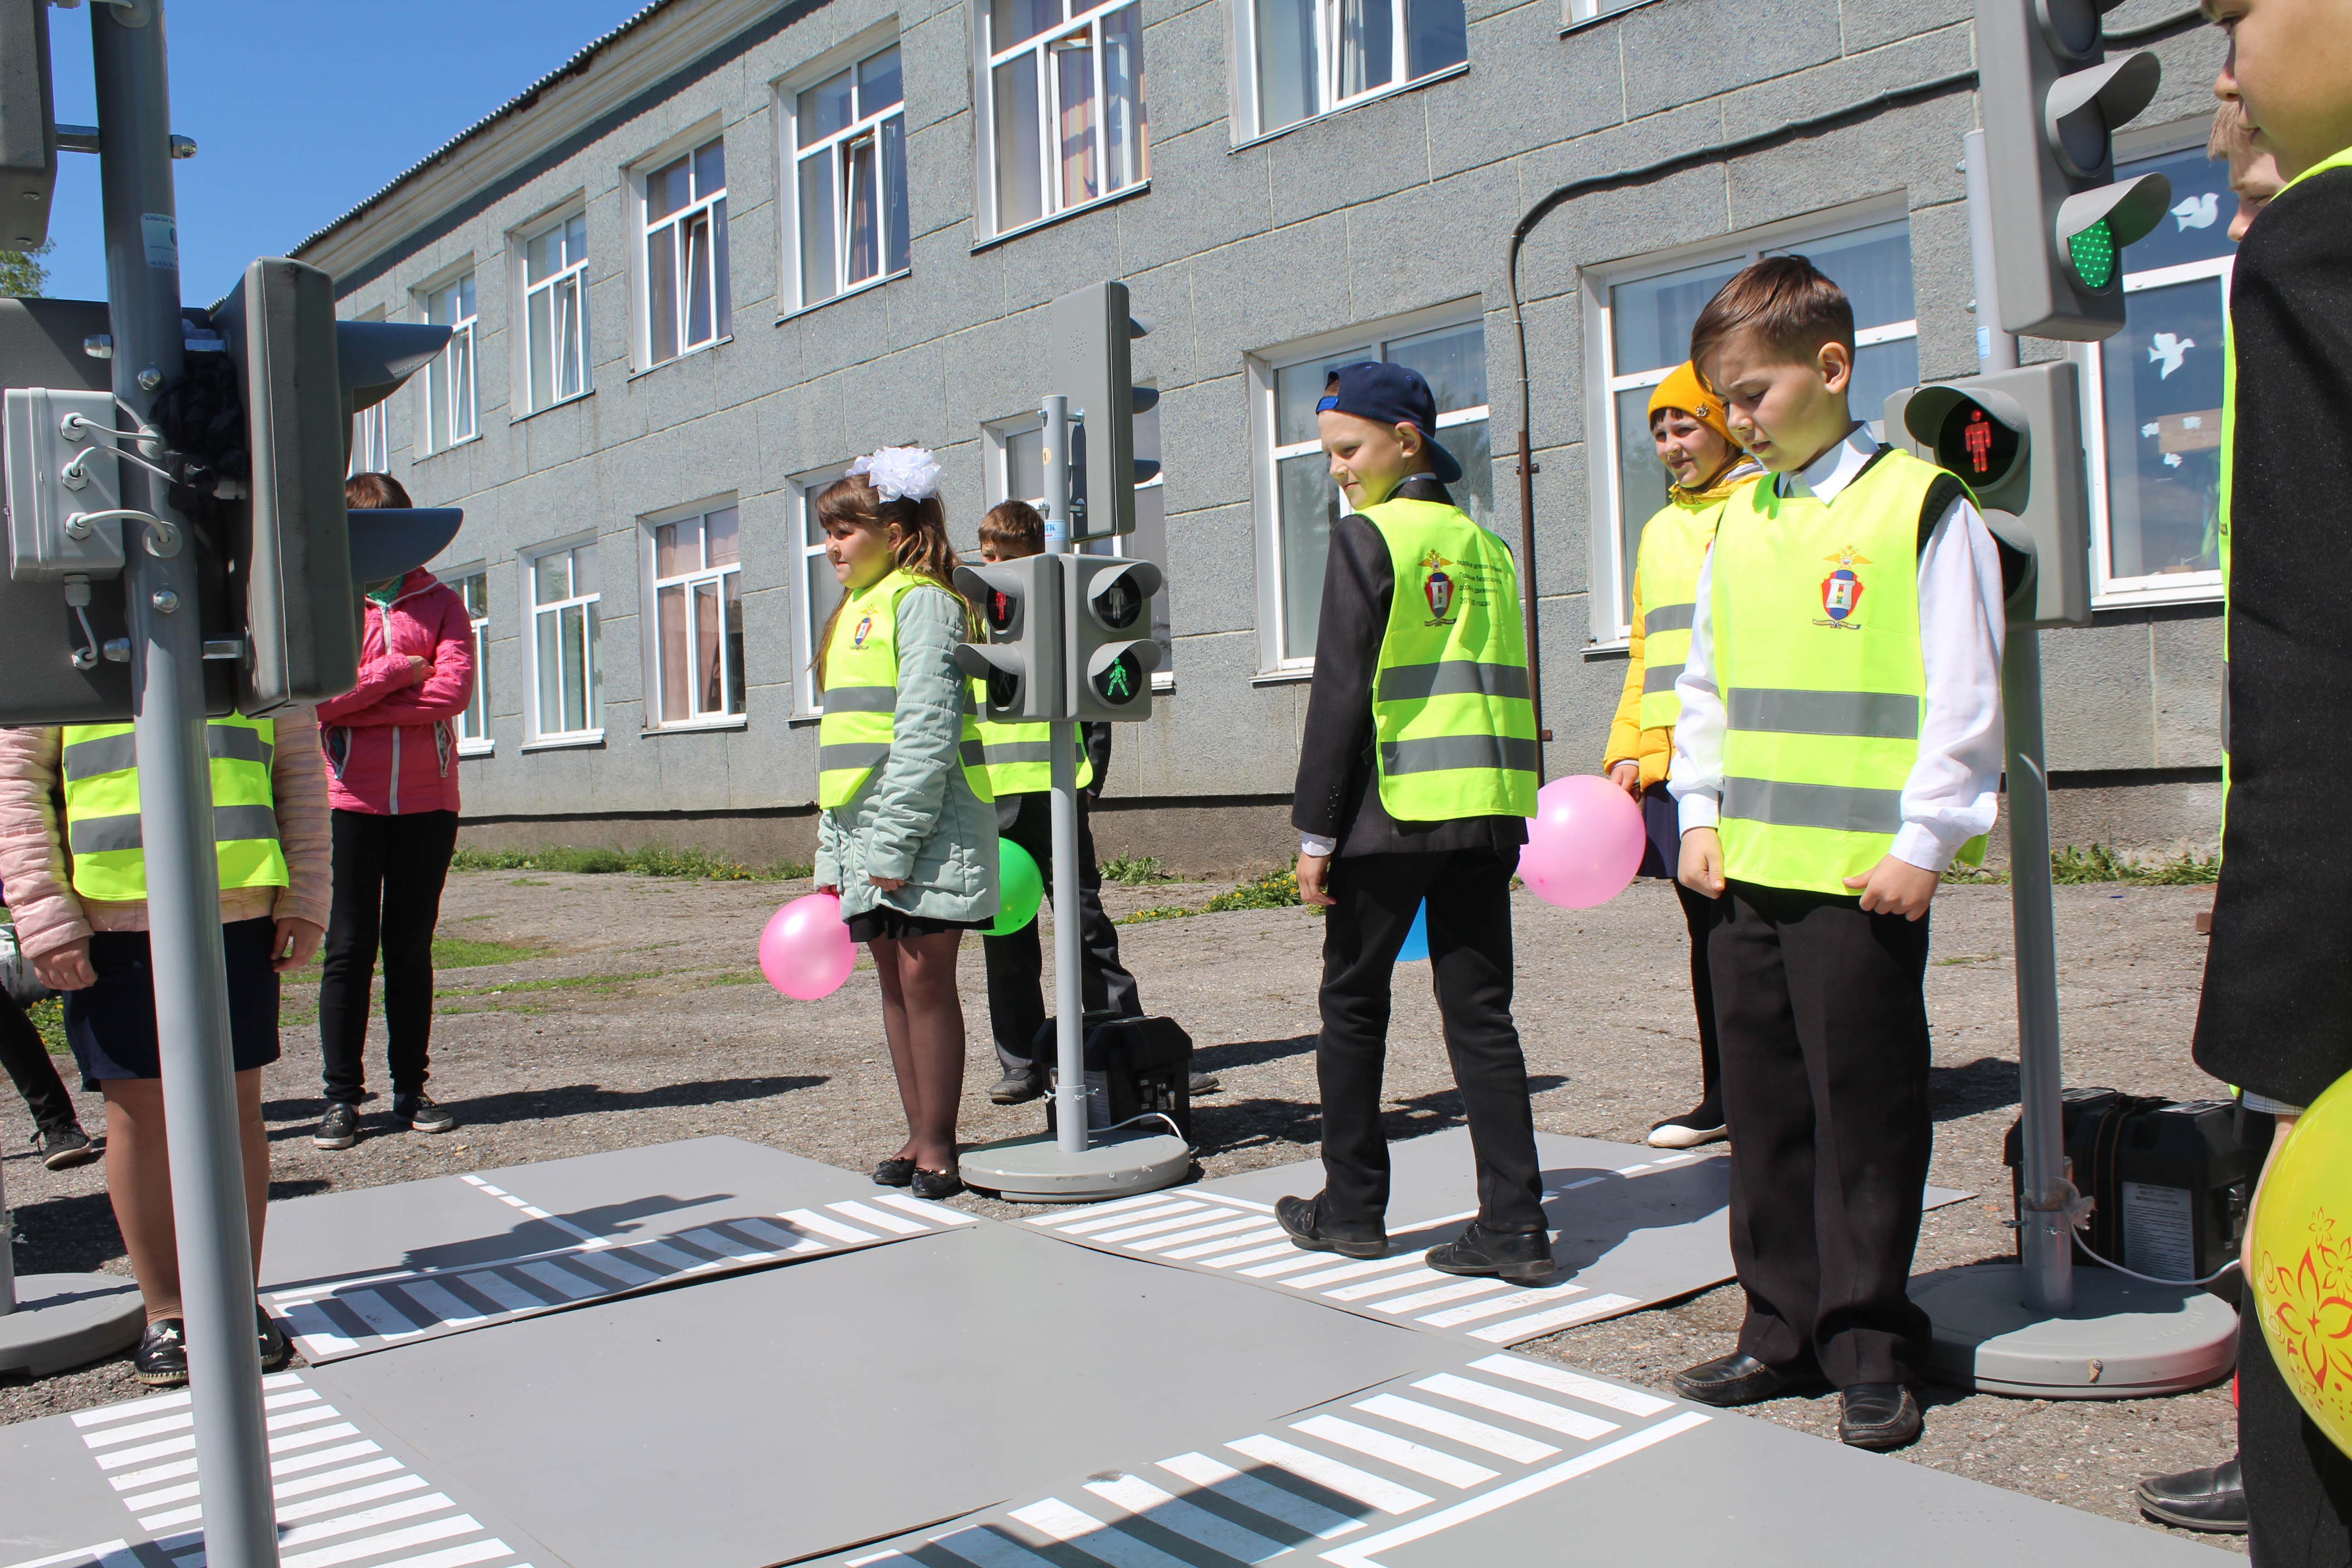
[1041,395,1090,1156]
[93,2,280,1559]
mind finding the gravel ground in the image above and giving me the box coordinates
[1,868,2241,1548]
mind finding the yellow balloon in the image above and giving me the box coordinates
[2252,1070,2352,1458]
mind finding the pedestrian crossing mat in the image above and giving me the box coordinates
[257,1136,973,1363]
[809,1347,2231,1567]
[0,1367,567,1568]
[1024,1129,1972,1348]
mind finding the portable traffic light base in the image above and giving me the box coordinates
[1916,1263,2237,1398]
[0,1157,144,1377]
[956,1126,1193,1205]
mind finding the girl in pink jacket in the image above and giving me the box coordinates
[310,474,475,1151]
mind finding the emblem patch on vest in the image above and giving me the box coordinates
[1816,546,1871,629]
[851,613,874,649]
[1420,549,1457,627]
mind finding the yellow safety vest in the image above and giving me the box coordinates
[816,568,993,809]
[975,711,1095,796]
[59,716,288,902]
[1362,495,1540,822]
[1632,481,1754,730]
[1712,449,1977,895]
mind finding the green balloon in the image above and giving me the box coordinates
[990,837,1044,936]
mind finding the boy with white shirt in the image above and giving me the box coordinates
[1666,256,2008,1451]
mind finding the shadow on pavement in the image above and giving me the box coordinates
[261,1073,829,1138]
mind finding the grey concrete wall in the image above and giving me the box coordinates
[320,0,2230,858]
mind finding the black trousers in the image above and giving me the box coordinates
[1711,880,1934,1387]
[982,791,1142,1076]
[1318,849,1544,1234]
[2243,1311,2352,1563]
[0,989,79,1135]
[1674,879,1725,1116]
[319,808,459,1104]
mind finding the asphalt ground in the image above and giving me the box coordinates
[0,869,2243,1549]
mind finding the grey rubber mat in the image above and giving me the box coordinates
[1023,1129,1972,1346]
[257,1136,972,1363]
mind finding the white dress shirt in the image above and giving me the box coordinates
[1669,425,2008,874]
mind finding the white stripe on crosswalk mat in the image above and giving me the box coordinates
[1058,1200,1205,1236]
[1369,1278,1507,1315]
[1010,1497,1197,1566]
[1224,1435,1433,1514]
[1282,1256,1427,1292]
[827,1200,928,1236]
[1469,1353,1675,1417]
[873,1193,978,1225]
[1413,1285,1582,1328]
[1162,1225,1285,1259]
[1192,1240,1298,1269]
[1350,1394,1558,1464]
[1153,1451,1365,1539]
[514,1262,601,1300]
[1322,1267,1446,1302]
[1410,1373,1618,1441]
[1465,1293,1642,1343]
[777,1208,880,1245]
[1081,1473,1295,1563]
[1128,1215,1270,1253]
[1288,1416,1496,1489]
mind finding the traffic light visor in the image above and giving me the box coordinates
[2055,173,2172,292]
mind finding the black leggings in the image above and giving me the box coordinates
[0,988,79,1136]
[318,808,458,1104]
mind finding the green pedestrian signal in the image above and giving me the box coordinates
[1065,556,1162,721]
[2065,219,2116,291]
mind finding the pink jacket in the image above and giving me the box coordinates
[314,569,475,816]
[0,710,333,960]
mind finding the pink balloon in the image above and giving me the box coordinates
[759,892,856,1000]
[1520,774,1647,909]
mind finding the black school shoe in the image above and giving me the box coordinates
[312,1102,360,1150]
[1426,1222,1555,1282]
[1671,1351,1825,1407]
[872,1156,916,1188]
[394,1093,456,1134]
[34,1124,98,1171]
[2136,1457,2247,1534]
[1838,1383,1923,1450]
[257,1306,290,1372]
[910,1166,964,1200]
[988,1071,1047,1106]
[1275,1194,1388,1259]
[134,1319,188,1387]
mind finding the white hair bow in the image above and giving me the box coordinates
[847,446,942,504]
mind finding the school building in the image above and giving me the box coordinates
[289,0,2231,871]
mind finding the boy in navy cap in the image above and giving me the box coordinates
[1276,361,1551,1280]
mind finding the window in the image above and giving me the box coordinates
[421,271,477,451]
[1564,0,1643,19]
[452,569,492,753]
[348,402,390,476]
[1239,0,1466,141]
[791,463,852,716]
[647,504,746,727]
[983,398,1173,675]
[642,137,730,367]
[1588,212,1917,641]
[521,212,591,412]
[788,44,910,311]
[1253,311,1493,667]
[978,0,1148,237]
[527,541,603,742]
[2079,143,2231,607]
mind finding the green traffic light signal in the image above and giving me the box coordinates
[2066,219,2117,291]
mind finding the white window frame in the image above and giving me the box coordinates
[641,500,748,732]
[1581,200,1916,647]
[447,564,494,755]
[416,267,478,455]
[779,33,911,315]
[1246,299,1492,675]
[515,206,591,415]
[970,0,1150,244]
[1230,0,1470,144]
[789,463,852,719]
[631,127,730,371]
[348,402,390,476]
[523,536,604,748]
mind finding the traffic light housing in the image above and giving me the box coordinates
[1976,0,2171,341]
[1885,363,2090,628]
[953,555,1063,721]
[212,257,460,712]
[1049,281,1158,542]
[1067,556,1162,721]
[0,0,57,253]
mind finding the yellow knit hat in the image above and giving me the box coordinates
[1646,361,1736,446]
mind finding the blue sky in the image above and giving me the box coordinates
[39,0,651,303]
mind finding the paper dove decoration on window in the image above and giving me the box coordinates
[2171,192,2219,231]
[2149,333,2194,379]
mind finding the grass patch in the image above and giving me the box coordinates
[1203,867,1303,912]
[1101,853,1176,886]
[1940,845,2221,887]
[435,968,666,1001]
[1119,904,1199,925]
[433,935,546,968]
[28,995,67,1056]
[700,970,762,985]
[451,845,812,882]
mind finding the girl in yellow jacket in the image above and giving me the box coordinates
[1602,363,1761,1150]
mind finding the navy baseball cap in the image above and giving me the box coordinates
[1317,361,1463,485]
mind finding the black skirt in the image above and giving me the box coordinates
[64,915,282,1088]
[844,906,984,944]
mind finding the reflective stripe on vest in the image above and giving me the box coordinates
[815,569,994,809]
[60,715,287,902]
[1633,485,1748,730]
[1362,496,1539,822]
[975,715,1096,796]
[1712,450,1953,896]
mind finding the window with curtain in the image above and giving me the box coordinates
[528,542,603,741]
[348,402,390,476]
[1258,315,1493,666]
[2080,143,2231,607]
[1243,0,1466,141]
[648,505,746,726]
[453,570,491,751]
[422,272,476,451]
[522,212,590,412]
[791,43,910,311]
[793,464,851,715]
[981,0,1148,237]
[1592,214,1917,641]
[643,138,730,367]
